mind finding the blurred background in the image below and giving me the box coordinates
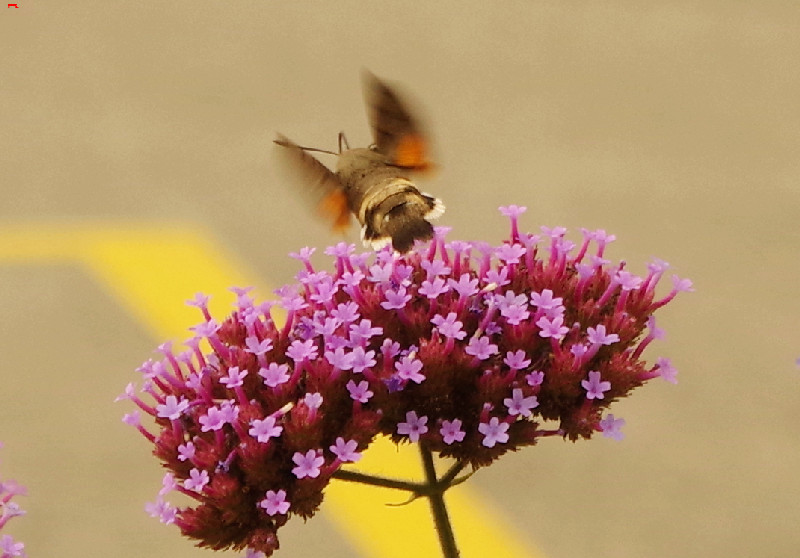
[2,2,800,557]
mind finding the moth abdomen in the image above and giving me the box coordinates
[360,181,445,252]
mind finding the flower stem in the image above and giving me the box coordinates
[419,443,460,558]
[332,469,426,493]
[438,459,468,486]
[331,449,465,558]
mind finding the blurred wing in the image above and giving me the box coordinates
[363,71,431,170]
[273,134,351,233]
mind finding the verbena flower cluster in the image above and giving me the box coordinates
[120,206,690,556]
[0,444,26,558]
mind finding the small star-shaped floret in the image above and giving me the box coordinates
[249,416,283,443]
[397,411,428,442]
[291,450,325,479]
[440,419,466,445]
[582,370,611,399]
[503,388,539,417]
[260,489,291,516]
[478,417,510,448]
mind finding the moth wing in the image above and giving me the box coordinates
[273,134,351,233]
[363,71,432,170]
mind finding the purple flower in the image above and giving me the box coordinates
[525,371,544,387]
[260,489,290,516]
[191,319,220,338]
[286,339,318,362]
[381,338,401,359]
[530,289,563,311]
[338,269,365,290]
[503,388,539,417]
[465,336,498,360]
[614,271,642,292]
[0,534,25,558]
[656,357,678,384]
[183,468,210,492]
[504,350,531,371]
[499,204,526,218]
[395,356,425,384]
[478,417,510,448]
[259,363,290,388]
[220,366,247,389]
[330,437,361,462]
[496,243,526,264]
[346,380,374,403]
[159,472,178,496]
[156,395,189,420]
[145,498,177,525]
[324,242,354,259]
[331,302,360,324]
[249,416,283,443]
[570,343,588,359]
[536,315,569,340]
[292,450,325,479]
[484,267,510,288]
[303,392,324,410]
[421,258,450,277]
[186,292,210,310]
[122,410,140,427]
[177,442,196,462]
[599,414,626,441]
[314,316,340,337]
[440,419,466,445]
[397,411,429,442]
[309,277,338,304]
[419,277,450,298]
[350,347,377,373]
[199,406,228,432]
[582,371,612,400]
[368,262,393,283]
[587,324,619,346]
[218,400,239,423]
[499,304,529,326]
[381,286,412,310]
[325,347,355,371]
[431,313,466,340]
[349,319,383,345]
[245,336,273,355]
[289,246,315,261]
[448,274,479,297]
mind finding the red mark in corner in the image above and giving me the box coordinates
[8,3,20,7]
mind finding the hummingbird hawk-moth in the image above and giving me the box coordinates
[274,71,444,253]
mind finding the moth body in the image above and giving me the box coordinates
[274,72,444,253]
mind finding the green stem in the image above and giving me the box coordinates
[331,450,466,558]
[331,469,426,493]
[438,459,468,486]
[419,444,460,558]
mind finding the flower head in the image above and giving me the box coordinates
[122,206,688,555]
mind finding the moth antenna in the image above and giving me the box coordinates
[273,138,337,156]
[338,132,350,153]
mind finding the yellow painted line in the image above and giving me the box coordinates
[0,222,252,339]
[0,222,544,558]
